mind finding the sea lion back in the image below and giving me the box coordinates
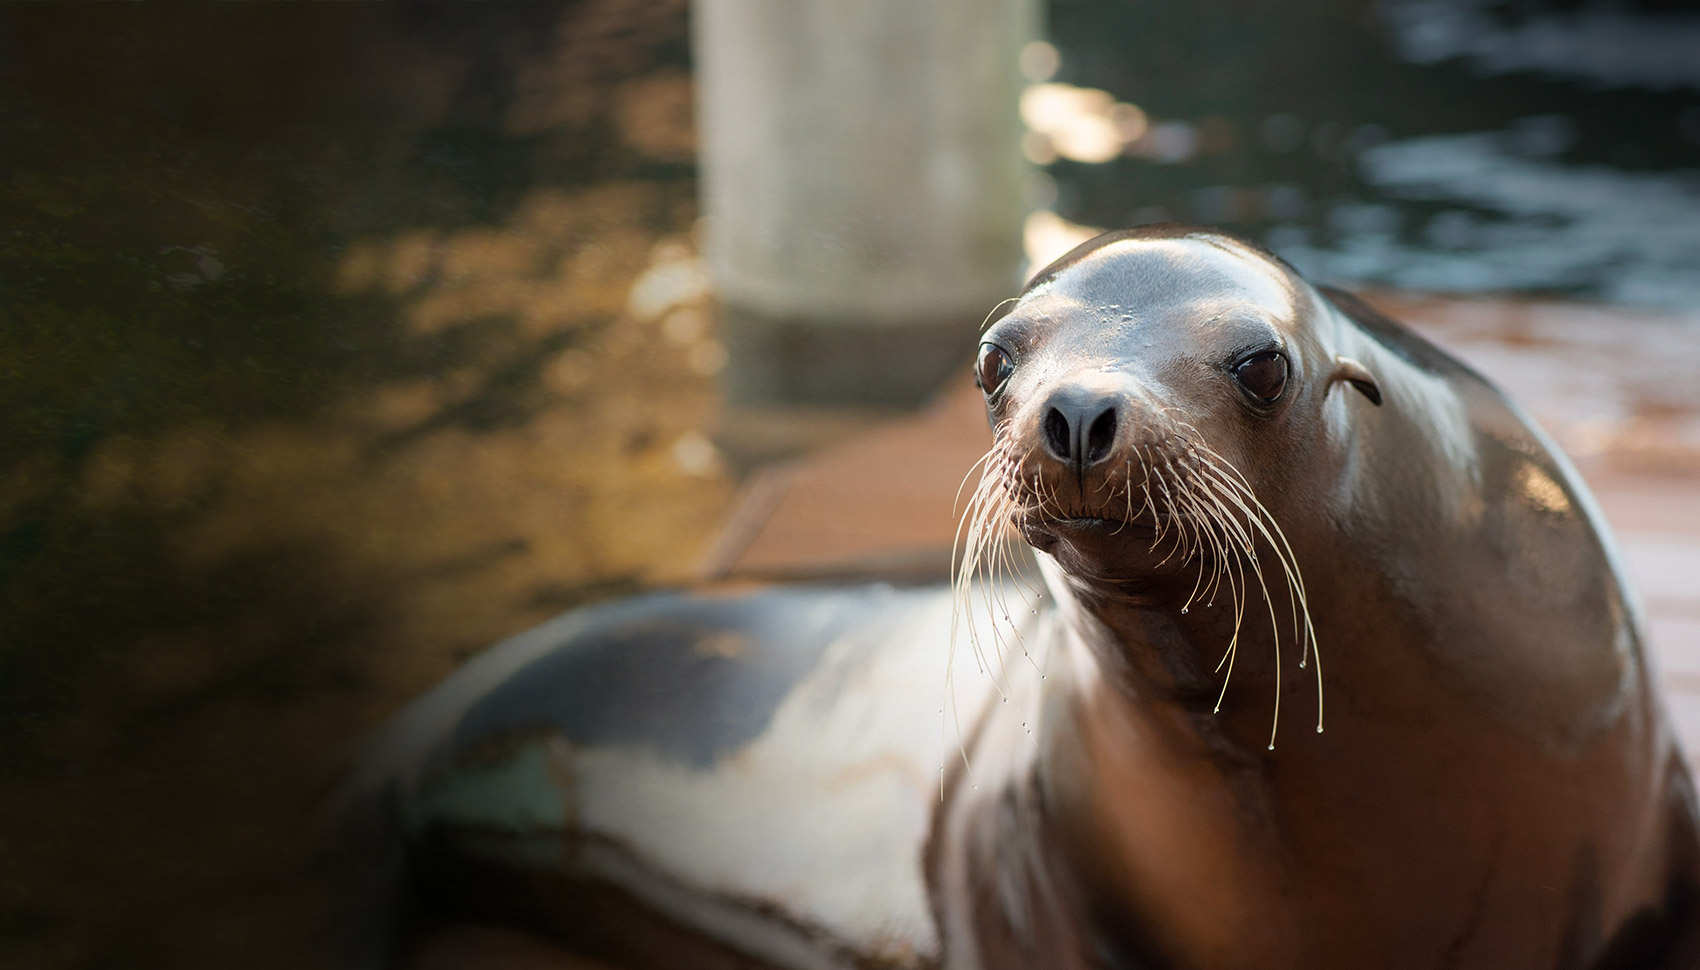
[351,583,988,969]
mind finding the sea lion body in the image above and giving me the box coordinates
[348,227,1700,969]
[349,583,994,968]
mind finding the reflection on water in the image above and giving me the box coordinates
[1385,0,1700,90]
[1280,130,1700,305]
[1043,0,1700,310]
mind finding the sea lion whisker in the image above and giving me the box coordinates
[985,525,1028,640]
[1136,446,1165,550]
[1167,465,1199,567]
[1196,458,1320,687]
[979,492,1034,694]
[1170,458,1202,567]
[972,496,1006,672]
[1179,459,1287,743]
[1149,462,1176,557]
[952,448,997,519]
[1150,448,1176,552]
[1038,467,1065,519]
[1146,458,1191,565]
[978,296,1022,334]
[1183,467,1241,610]
[1189,450,1308,635]
[953,477,1013,686]
[1149,464,1186,566]
[1195,460,1323,737]
[951,466,1001,578]
[1212,523,1253,714]
[988,537,1044,746]
[987,514,1042,620]
[1163,464,1247,675]
[1120,457,1138,534]
[1207,489,1253,682]
[1199,495,1250,715]
[957,479,1046,751]
[1211,525,1250,673]
[1203,509,1235,609]
[940,661,978,797]
[1188,489,1225,609]
[946,476,1008,792]
[1191,487,1237,612]
[993,504,1047,601]
[1175,484,1219,615]
[1108,460,1133,535]
[1202,459,1311,651]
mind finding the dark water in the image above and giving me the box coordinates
[0,4,693,738]
[0,7,712,969]
[1046,0,1700,309]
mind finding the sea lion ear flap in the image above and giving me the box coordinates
[1330,356,1382,406]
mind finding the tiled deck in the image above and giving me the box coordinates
[701,294,1700,754]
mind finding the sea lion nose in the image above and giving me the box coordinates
[1040,385,1120,473]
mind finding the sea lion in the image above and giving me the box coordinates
[340,226,1700,969]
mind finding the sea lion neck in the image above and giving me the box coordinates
[1032,549,1304,760]
[1008,554,1305,966]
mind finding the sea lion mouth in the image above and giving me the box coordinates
[1053,516,1123,530]
[1029,514,1156,538]
[1012,511,1163,564]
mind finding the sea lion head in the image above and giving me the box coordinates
[966,226,1383,601]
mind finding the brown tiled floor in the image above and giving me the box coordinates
[703,294,1700,754]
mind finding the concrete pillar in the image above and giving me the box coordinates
[694,0,1037,405]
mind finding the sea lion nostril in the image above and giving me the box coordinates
[1086,407,1117,464]
[1043,407,1073,461]
[1042,392,1120,469]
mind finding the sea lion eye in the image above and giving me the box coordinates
[976,343,1014,392]
[1233,351,1288,403]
